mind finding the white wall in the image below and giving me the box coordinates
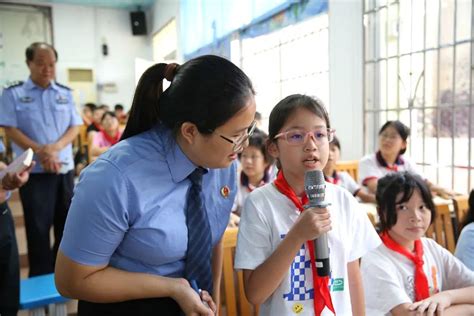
[3,1,152,110]
[328,0,364,160]
[52,3,152,109]
[150,0,181,61]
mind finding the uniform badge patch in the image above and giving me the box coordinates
[56,95,69,104]
[19,96,34,103]
[220,185,230,198]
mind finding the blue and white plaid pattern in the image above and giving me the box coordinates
[282,234,337,301]
[283,238,314,301]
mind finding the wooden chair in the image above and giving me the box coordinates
[425,203,456,254]
[452,195,469,226]
[335,160,359,182]
[220,227,258,316]
[367,212,377,227]
[78,125,88,156]
[452,195,470,239]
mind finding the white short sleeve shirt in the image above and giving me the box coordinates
[235,182,381,315]
[361,237,474,315]
[359,153,422,186]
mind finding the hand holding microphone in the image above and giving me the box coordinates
[304,170,331,276]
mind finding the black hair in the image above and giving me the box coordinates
[255,111,262,121]
[267,94,330,169]
[26,42,58,62]
[84,103,97,111]
[376,172,436,232]
[115,104,124,111]
[101,111,117,122]
[331,135,341,151]
[459,190,474,231]
[122,55,255,140]
[239,128,274,185]
[379,120,410,155]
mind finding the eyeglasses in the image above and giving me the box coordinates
[214,120,257,152]
[380,133,401,140]
[240,154,264,161]
[274,128,335,146]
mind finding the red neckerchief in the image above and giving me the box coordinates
[102,130,121,146]
[324,171,341,185]
[380,232,430,301]
[376,151,404,171]
[240,172,266,193]
[274,171,335,315]
[93,122,103,132]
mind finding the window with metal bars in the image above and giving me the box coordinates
[363,0,473,193]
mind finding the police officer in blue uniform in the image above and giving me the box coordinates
[0,42,83,276]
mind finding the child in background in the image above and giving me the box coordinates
[229,129,274,227]
[235,94,380,315]
[361,172,474,315]
[89,112,123,162]
[454,190,474,270]
[359,120,454,198]
[323,136,375,203]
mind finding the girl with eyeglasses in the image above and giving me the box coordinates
[89,111,123,162]
[361,172,474,315]
[359,120,454,198]
[229,128,275,227]
[235,94,380,315]
[55,55,256,316]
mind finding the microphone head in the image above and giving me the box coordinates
[304,170,326,204]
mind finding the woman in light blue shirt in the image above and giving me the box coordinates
[455,190,474,271]
[55,55,256,316]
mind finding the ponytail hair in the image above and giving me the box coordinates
[122,55,254,140]
[122,63,170,139]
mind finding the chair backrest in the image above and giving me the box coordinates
[335,160,359,182]
[452,195,469,227]
[78,124,88,155]
[220,227,258,316]
[425,203,456,253]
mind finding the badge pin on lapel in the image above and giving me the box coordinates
[220,185,230,198]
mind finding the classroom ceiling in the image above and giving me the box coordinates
[37,0,155,10]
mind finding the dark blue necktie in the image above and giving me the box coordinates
[184,168,213,293]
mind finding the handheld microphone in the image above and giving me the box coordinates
[304,170,331,277]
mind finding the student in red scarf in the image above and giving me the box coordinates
[234,94,380,315]
[229,128,274,227]
[90,111,123,162]
[361,172,474,315]
[323,136,375,203]
[358,120,453,198]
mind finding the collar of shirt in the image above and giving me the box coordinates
[160,125,208,183]
[376,150,405,170]
[24,77,58,91]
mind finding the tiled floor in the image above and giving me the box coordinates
[9,190,78,315]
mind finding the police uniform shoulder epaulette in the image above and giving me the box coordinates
[55,82,72,90]
[3,81,24,89]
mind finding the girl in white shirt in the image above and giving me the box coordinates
[230,129,274,218]
[235,94,380,315]
[359,120,452,197]
[361,172,474,315]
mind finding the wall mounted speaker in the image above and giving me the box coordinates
[130,11,147,36]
